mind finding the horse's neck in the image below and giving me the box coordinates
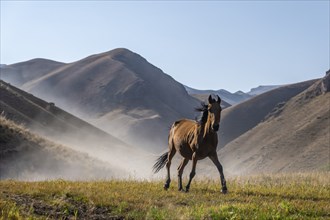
[200,118,213,138]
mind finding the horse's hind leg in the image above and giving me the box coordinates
[185,152,198,192]
[177,158,189,191]
[164,147,176,190]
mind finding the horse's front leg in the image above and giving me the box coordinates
[209,152,227,194]
[185,152,197,192]
[177,158,189,191]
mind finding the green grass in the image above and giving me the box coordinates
[1,172,329,219]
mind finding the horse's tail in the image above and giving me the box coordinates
[153,152,168,174]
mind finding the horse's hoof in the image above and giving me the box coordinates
[221,188,228,194]
[164,183,170,190]
[178,188,184,192]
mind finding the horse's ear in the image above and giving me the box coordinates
[217,95,221,104]
[208,95,214,104]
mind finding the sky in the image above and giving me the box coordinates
[0,1,329,92]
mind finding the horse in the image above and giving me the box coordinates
[153,94,227,193]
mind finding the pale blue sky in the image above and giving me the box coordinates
[1,1,329,92]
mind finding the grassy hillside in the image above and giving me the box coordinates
[218,79,317,148]
[0,116,124,180]
[219,73,330,175]
[1,173,329,219]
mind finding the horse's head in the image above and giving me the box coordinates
[207,94,222,132]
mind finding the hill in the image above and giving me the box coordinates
[0,80,152,178]
[218,79,318,148]
[219,71,330,175]
[0,116,124,180]
[1,48,200,151]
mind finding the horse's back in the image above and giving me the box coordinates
[171,119,196,136]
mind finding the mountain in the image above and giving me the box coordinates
[185,86,253,106]
[219,71,330,175]
[0,116,125,180]
[1,48,200,152]
[218,79,318,148]
[0,80,151,177]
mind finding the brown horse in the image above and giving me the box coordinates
[153,95,227,193]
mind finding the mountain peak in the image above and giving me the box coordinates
[234,90,245,95]
[108,48,147,64]
[109,47,133,55]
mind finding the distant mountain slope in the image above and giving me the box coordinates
[219,71,330,175]
[0,59,65,86]
[247,85,280,96]
[185,86,252,105]
[0,116,124,180]
[188,93,231,109]
[218,79,318,148]
[185,85,280,106]
[1,48,200,151]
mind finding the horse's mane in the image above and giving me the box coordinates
[195,102,208,125]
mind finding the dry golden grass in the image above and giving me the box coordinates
[1,172,329,219]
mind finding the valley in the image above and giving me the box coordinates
[0,48,329,180]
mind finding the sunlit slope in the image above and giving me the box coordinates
[0,116,124,180]
[219,72,330,174]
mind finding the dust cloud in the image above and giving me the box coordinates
[29,127,161,180]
